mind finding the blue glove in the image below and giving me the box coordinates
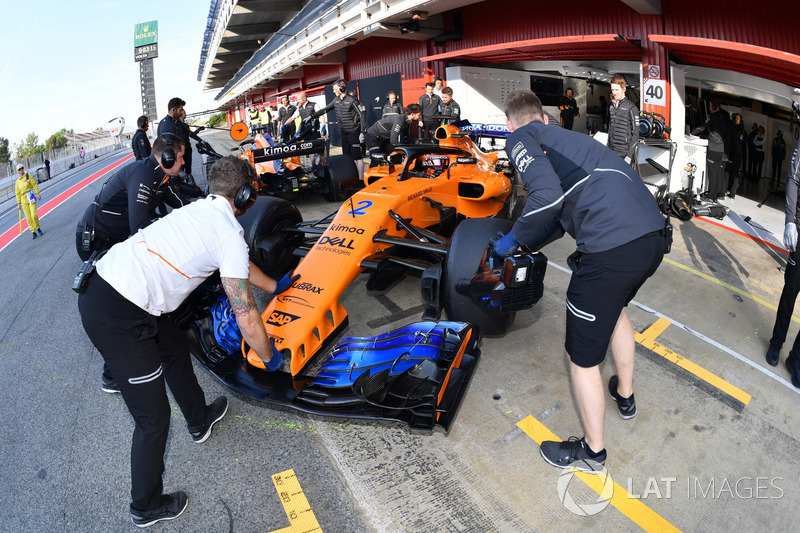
[274,272,300,294]
[321,125,327,136]
[491,231,519,258]
[264,337,284,371]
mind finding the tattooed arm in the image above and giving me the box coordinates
[221,277,273,364]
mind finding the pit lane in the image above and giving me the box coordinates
[1,131,798,531]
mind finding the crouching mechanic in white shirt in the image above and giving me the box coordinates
[78,155,296,527]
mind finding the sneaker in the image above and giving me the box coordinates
[130,491,188,528]
[786,358,800,388]
[540,437,606,473]
[37,229,43,236]
[766,340,781,367]
[190,396,228,443]
[608,375,637,419]
[32,233,37,240]
[101,375,121,394]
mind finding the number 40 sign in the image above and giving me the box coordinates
[642,78,667,107]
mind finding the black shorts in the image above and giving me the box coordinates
[565,231,664,368]
[341,131,363,160]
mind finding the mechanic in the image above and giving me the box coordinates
[15,164,43,239]
[766,134,800,385]
[365,103,422,160]
[607,75,639,162]
[283,91,318,138]
[157,97,195,177]
[558,87,580,130]
[690,99,733,201]
[418,82,443,143]
[131,115,152,160]
[493,89,666,473]
[439,87,460,125]
[76,134,192,393]
[313,79,368,179]
[78,155,295,527]
[278,96,297,143]
[382,91,403,118]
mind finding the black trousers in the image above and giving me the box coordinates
[78,274,206,513]
[772,250,800,357]
[706,151,726,199]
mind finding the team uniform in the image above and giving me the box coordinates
[607,98,639,159]
[440,98,461,124]
[78,194,246,516]
[131,129,152,160]
[382,101,403,117]
[508,121,665,366]
[366,114,411,155]
[75,155,188,261]
[418,93,442,142]
[316,93,367,160]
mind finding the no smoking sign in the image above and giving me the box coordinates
[647,65,661,79]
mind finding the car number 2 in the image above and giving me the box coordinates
[347,200,373,216]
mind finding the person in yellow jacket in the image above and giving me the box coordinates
[15,164,43,239]
[248,105,260,133]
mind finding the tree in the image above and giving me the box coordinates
[44,130,69,151]
[15,132,42,162]
[0,137,9,164]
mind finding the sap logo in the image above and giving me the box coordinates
[318,236,355,250]
[266,311,301,326]
[328,224,365,234]
[293,282,324,294]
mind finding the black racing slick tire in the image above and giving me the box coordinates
[237,196,303,278]
[443,218,515,336]
[324,154,361,202]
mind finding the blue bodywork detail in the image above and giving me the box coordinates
[312,321,470,388]
[210,295,243,356]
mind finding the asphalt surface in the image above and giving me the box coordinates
[3,130,800,532]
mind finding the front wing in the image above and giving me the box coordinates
[185,318,480,434]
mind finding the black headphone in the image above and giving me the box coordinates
[234,163,257,210]
[334,81,346,94]
[161,132,177,169]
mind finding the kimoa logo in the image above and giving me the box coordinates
[266,311,301,326]
[328,223,364,234]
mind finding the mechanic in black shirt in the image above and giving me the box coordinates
[157,97,194,176]
[439,87,460,125]
[418,82,442,142]
[690,100,733,201]
[131,115,151,160]
[766,134,800,381]
[283,91,318,139]
[558,87,580,130]
[278,96,297,142]
[313,79,368,178]
[365,103,422,160]
[492,89,666,473]
[382,91,403,118]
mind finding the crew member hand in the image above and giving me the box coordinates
[274,271,300,294]
[359,133,365,144]
[784,222,798,252]
[491,231,519,258]
[264,337,285,371]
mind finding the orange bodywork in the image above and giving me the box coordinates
[245,125,513,376]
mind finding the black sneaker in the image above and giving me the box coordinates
[37,229,43,236]
[32,233,37,240]
[190,396,228,443]
[101,375,121,394]
[130,491,188,528]
[608,375,637,419]
[766,340,781,367]
[540,437,606,473]
[786,358,800,388]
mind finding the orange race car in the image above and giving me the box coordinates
[178,124,547,433]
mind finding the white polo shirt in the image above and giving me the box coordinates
[96,195,250,315]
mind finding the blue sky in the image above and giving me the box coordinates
[0,1,220,148]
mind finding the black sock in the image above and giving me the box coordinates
[583,438,605,457]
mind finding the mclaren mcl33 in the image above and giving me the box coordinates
[177,124,548,433]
